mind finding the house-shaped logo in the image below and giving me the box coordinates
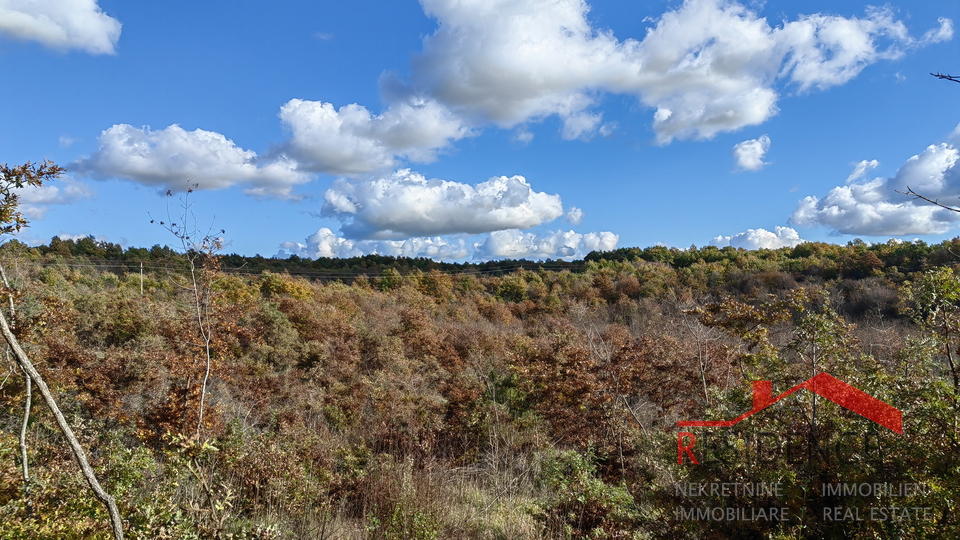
[678,372,902,434]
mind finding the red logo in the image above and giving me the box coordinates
[677,373,902,464]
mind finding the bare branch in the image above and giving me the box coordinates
[0,163,123,537]
[152,184,223,438]
[0,301,124,539]
[931,72,960,84]
[896,186,960,213]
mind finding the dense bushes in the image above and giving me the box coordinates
[0,241,958,538]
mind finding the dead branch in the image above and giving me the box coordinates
[0,297,124,538]
[931,72,960,84]
[896,186,960,213]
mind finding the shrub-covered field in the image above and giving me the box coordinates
[0,237,958,539]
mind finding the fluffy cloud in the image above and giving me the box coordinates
[83,1,950,187]
[321,169,565,239]
[277,227,470,259]
[278,227,618,260]
[280,0,947,177]
[73,124,310,198]
[733,135,771,171]
[16,177,93,219]
[56,233,99,242]
[411,0,616,130]
[402,0,945,144]
[565,207,584,225]
[922,17,954,44]
[0,0,121,55]
[710,226,805,249]
[282,166,607,260]
[790,141,960,235]
[847,159,879,183]
[279,97,473,175]
[473,229,619,259]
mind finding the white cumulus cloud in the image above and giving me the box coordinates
[278,227,618,261]
[321,169,566,239]
[790,140,960,236]
[565,207,584,225]
[847,159,880,183]
[0,0,121,55]
[16,177,93,219]
[733,135,771,171]
[400,0,945,145]
[473,229,619,259]
[84,1,952,184]
[279,97,473,175]
[73,124,311,198]
[922,17,954,44]
[277,227,470,259]
[282,166,605,260]
[710,226,805,249]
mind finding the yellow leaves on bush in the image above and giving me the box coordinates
[213,274,259,306]
[258,271,314,300]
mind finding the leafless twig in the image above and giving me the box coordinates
[896,186,960,213]
[931,72,960,84]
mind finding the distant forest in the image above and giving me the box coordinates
[30,233,960,281]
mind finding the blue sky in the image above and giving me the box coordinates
[1,0,958,260]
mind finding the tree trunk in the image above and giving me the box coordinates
[2,263,31,514]
[0,308,124,539]
[18,361,32,516]
[944,325,960,389]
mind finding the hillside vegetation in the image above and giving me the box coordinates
[0,236,958,539]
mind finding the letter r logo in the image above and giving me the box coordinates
[678,432,698,464]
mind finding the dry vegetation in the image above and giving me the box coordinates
[0,237,958,539]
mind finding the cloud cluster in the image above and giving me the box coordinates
[733,135,771,171]
[75,1,951,198]
[16,176,94,219]
[73,124,310,198]
[404,0,948,144]
[0,0,121,54]
[473,229,618,259]
[790,140,960,235]
[322,169,565,239]
[278,227,470,259]
[274,167,618,260]
[710,226,805,249]
[278,227,618,260]
[61,0,953,261]
[228,0,952,183]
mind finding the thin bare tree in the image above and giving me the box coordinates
[151,184,224,438]
[0,161,124,539]
[1,260,32,516]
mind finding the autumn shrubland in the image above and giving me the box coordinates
[0,236,958,539]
